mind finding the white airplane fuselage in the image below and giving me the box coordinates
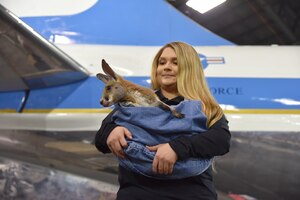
[0,1,299,199]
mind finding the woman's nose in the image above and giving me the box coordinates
[163,62,172,70]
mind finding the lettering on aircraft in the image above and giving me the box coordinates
[198,54,243,96]
[210,87,243,95]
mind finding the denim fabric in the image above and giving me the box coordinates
[111,100,213,179]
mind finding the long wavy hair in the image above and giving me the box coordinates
[151,41,223,127]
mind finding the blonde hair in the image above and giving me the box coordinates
[151,41,223,127]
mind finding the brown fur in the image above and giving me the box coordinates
[97,59,184,118]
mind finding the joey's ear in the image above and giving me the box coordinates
[96,73,112,84]
[102,59,117,80]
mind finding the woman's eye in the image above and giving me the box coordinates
[158,60,165,65]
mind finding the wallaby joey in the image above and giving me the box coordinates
[96,59,184,118]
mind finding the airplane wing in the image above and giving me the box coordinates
[0,4,88,92]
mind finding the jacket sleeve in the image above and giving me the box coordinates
[94,109,118,153]
[168,115,231,160]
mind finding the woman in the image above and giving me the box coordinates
[95,41,231,200]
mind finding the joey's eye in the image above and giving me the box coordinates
[106,86,111,90]
[114,86,118,89]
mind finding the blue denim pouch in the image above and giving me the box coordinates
[111,100,213,179]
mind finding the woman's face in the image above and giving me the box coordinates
[156,47,179,90]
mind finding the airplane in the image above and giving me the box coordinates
[0,0,299,199]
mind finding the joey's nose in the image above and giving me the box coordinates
[100,99,104,105]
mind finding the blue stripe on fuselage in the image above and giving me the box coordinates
[0,91,26,112]
[23,76,300,110]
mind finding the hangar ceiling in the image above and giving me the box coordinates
[167,0,300,45]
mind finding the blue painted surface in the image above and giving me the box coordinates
[24,76,152,110]
[21,0,233,46]
[207,77,300,109]
[0,91,26,112]
[24,78,101,109]
[23,76,300,110]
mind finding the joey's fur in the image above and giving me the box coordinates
[97,59,184,118]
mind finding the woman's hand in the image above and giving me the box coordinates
[107,126,132,159]
[147,143,178,175]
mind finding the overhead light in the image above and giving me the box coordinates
[186,0,227,14]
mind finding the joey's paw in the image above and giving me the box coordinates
[174,112,185,119]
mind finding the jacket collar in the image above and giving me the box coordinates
[155,90,184,105]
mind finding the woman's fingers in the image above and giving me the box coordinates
[107,126,132,159]
[151,143,177,174]
[111,142,126,159]
[123,127,133,140]
[152,156,158,174]
[153,157,174,174]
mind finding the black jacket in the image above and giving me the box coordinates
[95,90,231,200]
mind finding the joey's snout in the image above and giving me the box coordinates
[100,97,111,107]
[100,99,104,106]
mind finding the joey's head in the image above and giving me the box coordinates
[96,59,127,107]
[99,80,126,107]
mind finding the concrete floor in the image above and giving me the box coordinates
[0,129,232,200]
